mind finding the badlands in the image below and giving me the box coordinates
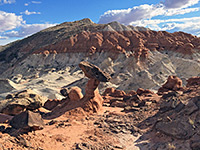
[0,18,199,149]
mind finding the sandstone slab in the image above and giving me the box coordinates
[79,61,111,82]
[10,110,44,131]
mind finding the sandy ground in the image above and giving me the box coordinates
[0,106,142,150]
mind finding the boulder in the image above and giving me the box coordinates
[163,76,182,90]
[158,76,183,94]
[136,88,145,95]
[103,88,126,97]
[127,90,137,96]
[79,61,111,82]
[186,77,200,87]
[68,86,83,101]
[10,110,44,131]
[43,99,65,110]
[60,88,69,97]
[0,89,48,115]
[137,88,154,96]
[155,119,195,140]
[103,87,115,96]
[0,113,13,123]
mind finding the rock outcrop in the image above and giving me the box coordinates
[103,87,126,97]
[0,89,48,115]
[0,75,199,149]
[102,87,159,111]
[158,76,183,94]
[186,76,200,87]
[10,110,44,131]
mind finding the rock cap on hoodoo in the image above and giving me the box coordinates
[79,61,111,82]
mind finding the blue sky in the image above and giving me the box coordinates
[0,0,200,45]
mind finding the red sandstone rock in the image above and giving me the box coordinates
[81,79,103,113]
[137,88,145,95]
[68,87,83,101]
[136,88,154,96]
[103,88,126,97]
[163,76,182,90]
[43,99,65,110]
[112,89,126,97]
[127,90,137,96]
[186,77,200,87]
[158,76,183,94]
[143,89,154,94]
[31,21,200,62]
[42,50,50,56]
[103,88,115,96]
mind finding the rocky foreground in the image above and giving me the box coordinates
[0,62,200,150]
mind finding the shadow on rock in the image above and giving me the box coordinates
[135,77,200,150]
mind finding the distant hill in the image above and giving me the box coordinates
[0,18,199,91]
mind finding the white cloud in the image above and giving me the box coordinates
[164,7,200,16]
[31,1,41,4]
[0,36,8,39]
[130,17,200,36]
[98,0,200,36]
[20,10,41,15]
[4,23,56,38]
[99,4,166,25]
[24,1,41,6]
[0,0,15,4]
[0,10,56,45]
[0,11,24,32]
[99,4,200,25]
[163,0,200,8]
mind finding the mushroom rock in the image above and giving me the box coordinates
[79,61,111,113]
[79,61,111,82]
[48,61,111,116]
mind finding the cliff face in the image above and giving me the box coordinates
[0,18,199,92]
